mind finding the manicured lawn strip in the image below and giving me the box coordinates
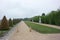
[25,21,60,34]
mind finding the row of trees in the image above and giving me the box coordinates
[41,10,60,26]
[32,16,40,22]
[23,9,60,26]
[0,16,21,30]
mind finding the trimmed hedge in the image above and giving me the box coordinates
[41,10,60,26]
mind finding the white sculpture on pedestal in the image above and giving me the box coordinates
[39,17,41,23]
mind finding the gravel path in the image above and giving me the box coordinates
[40,23,60,29]
[8,21,60,40]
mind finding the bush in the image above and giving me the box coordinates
[32,16,40,22]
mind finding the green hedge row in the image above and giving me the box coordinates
[0,16,21,30]
[24,9,60,26]
[41,10,60,26]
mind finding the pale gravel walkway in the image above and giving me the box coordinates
[8,21,60,40]
[40,23,60,29]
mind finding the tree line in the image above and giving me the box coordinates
[23,9,60,26]
[0,16,21,30]
[41,9,60,26]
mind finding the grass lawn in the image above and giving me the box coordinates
[25,21,60,34]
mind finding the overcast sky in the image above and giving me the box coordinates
[0,0,60,19]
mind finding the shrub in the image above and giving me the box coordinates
[0,16,9,30]
[32,16,40,22]
[9,18,13,27]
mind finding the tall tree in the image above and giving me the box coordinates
[41,13,45,23]
[9,18,13,27]
[42,13,45,16]
[0,16,9,30]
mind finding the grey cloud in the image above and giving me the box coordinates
[0,0,60,19]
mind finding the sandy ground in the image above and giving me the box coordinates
[8,21,60,40]
[40,23,60,29]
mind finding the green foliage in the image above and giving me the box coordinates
[13,19,21,25]
[0,16,9,30]
[23,18,32,21]
[9,18,13,27]
[25,21,60,34]
[41,10,60,26]
[41,13,45,23]
[42,13,45,16]
[41,16,45,23]
[55,10,60,25]
[32,16,40,22]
